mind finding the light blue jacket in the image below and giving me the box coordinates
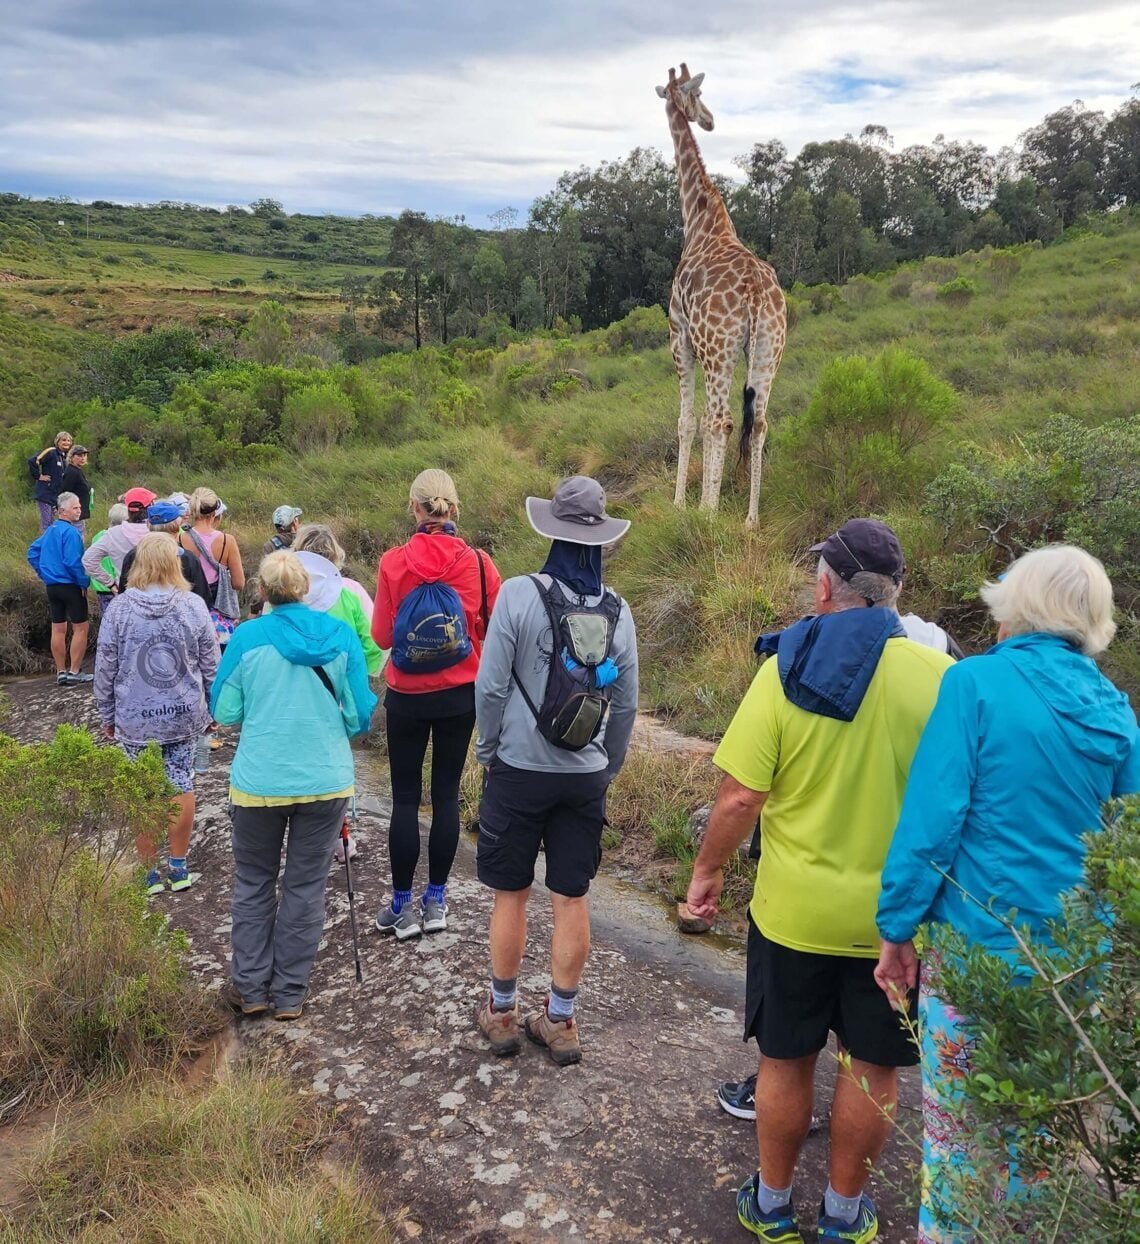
[877,633,1140,955]
[210,603,377,799]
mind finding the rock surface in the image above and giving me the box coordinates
[2,676,921,1242]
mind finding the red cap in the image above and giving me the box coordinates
[123,486,157,509]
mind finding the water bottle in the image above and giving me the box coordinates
[193,733,211,774]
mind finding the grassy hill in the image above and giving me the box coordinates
[2,212,1138,728]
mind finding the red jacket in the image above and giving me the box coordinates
[373,531,502,693]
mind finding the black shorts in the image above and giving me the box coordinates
[46,583,88,625]
[476,760,608,898]
[745,918,919,1068]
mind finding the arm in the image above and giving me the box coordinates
[337,625,379,738]
[27,534,43,578]
[687,775,769,921]
[93,611,119,733]
[601,606,638,781]
[344,592,385,675]
[209,635,246,725]
[219,534,246,590]
[474,585,518,767]
[82,532,116,588]
[371,557,394,649]
[1112,725,1140,797]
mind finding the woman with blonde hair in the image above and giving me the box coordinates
[179,486,246,644]
[211,550,376,1020]
[876,545,1140,1241]
[28,430,73,530]
[371,468,502,939]
[94,533,218,895]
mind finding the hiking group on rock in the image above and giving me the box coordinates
[24,460,1140,1243]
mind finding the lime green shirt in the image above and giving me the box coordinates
[714,638,952,957]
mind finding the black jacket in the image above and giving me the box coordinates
[120,544,212,608]
[60,465,93,519]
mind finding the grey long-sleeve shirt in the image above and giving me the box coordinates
[475,573,638,778]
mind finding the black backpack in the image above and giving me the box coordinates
[512,575,623,751]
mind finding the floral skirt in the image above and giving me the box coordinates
[918,959,1034,1243]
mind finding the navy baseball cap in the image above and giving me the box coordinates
[810,519,906,584]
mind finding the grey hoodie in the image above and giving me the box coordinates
[82,520,150,587]
[94,588,219,745]
[475,573,639,778]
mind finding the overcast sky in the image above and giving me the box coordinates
[1,1,1136,224]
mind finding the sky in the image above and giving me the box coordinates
[1,0,1136,225]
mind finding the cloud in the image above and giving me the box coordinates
[0,1,1137,221]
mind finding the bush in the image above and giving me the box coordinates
[604,304,670,351]
[928,799,1140,1238]
[0,727,221,1111]
[937,277,979,307]
[769,346,956,536]
[280,383,357,452]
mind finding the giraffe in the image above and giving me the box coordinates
[657,64,787,528]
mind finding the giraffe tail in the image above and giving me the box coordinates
[739,383,757,464]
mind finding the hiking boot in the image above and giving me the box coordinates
[477,996,521,1056]
[68,671,94,683]
[273,995,307,1022]
[817,1194,878,1243]
[143,868,164,896]
[421,895,448,933]
[718,1073,757,1120]
[219,981,269,1018]
[524,1001,581,1066]
[167,867,194,892]
[737,1176,803,1243]
[374,901,422,941]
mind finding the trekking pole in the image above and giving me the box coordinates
[340,814,364,984]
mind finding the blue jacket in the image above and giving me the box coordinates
[28,520,89,587]
[210,603,377,799]
[877,633,1140,955]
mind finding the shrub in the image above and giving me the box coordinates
[927,799,1140,1239]
[604,304,670,351]
[0,727,221,1111]
[280,383,357,452]
[769,346,956,535]
[988,250,1022,291]
[888,270,916,299]
[937,277,978,307]
[841,274,878,310]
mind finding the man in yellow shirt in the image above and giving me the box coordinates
[687,519,952,1244]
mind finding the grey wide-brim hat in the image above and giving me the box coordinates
[525,475,631,546]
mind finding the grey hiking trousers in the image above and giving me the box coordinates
[230,798,348,1009]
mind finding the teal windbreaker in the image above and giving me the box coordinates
[877,632,1140,955]
[210,602,377,799]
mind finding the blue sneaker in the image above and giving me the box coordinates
[144,869,164,896]
[818,1194,878,1243]
[167,866,194,893]
[736,1175,803,1242]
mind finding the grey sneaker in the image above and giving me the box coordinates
[374,901,422,941]
[68,671,94,683]
[422,896,448,933]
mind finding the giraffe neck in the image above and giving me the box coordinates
[666,99,736,248]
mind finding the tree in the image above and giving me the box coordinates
[771,187,817,286]
[469,241,508,317]
[993,176,1059,243]
[387,210,432,348]
[249,198,285,218]
[1104,96,1140,206]
[1019,102,1108,226]
[821,190,862,283]
[733,139,790,255]
[240,300,290,365]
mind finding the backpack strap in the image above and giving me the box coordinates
[187,527,222,571]
[476,549,489,630]
[508,575,560,726]
[312,666,337,700]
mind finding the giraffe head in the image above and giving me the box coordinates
[655,63,714,131]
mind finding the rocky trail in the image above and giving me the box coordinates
[2,676,920,1243]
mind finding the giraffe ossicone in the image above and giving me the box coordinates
[659,63,786,528]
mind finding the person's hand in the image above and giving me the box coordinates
[39,474,50,483]
[103,724,115,740]
[874,938,918,1011]
[686,865,724,923]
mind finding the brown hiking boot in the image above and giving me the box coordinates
[524,1001,582,1066]
[477,996,521,1057]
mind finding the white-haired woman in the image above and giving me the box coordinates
[875,545,1140,1242]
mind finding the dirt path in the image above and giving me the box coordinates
[2,679,920,1243]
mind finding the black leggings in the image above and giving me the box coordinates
[385,691,476,892]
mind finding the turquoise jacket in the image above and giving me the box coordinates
[877,633,1140,956]
[210,603,377,799]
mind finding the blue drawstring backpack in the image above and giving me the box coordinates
[390,551,488,674]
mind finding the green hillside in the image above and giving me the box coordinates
[3,212,1138,726]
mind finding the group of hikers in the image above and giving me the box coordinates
[25,431,1140,1243]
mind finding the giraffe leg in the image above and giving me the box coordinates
[745,368,776,529]
[670,313,697,508]
[699,366,734,512]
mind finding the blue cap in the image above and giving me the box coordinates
[148,500,184,525]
